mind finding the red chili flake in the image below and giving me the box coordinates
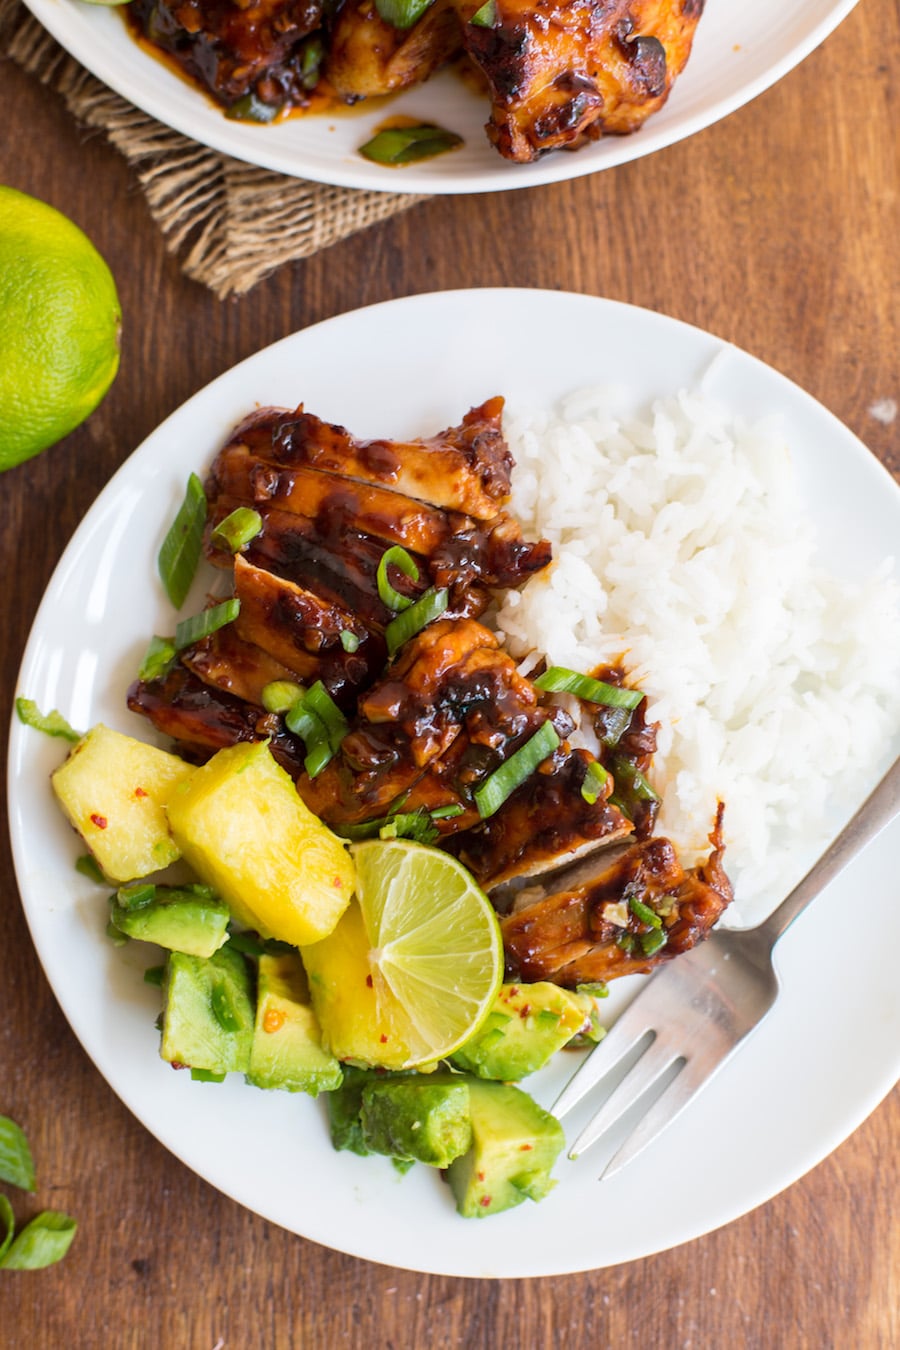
[366,974,374,988]
[518,1004,531,1019]
[477,1171,485,1182]
[333,876,343,888]
[380,1034,388,1043]
[90,814,108,829]
[519,1143,533,1151]
[479,1195,492,1208]
[263,1008,285,1034]
[171,1062,189,1071]
[509,986,519,997]
[134,786,148,799]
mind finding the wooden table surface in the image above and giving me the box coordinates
[1,1,897,1345]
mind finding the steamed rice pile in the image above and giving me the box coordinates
[493,384,900,922]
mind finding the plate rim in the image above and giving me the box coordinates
[19,0,863,194]
[7,286,900,1276]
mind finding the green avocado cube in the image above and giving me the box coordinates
[446,1079,565,1218]
[360,1077,472,1167]
[246,953,342,1095]
[109,884,230,958]
[450,982,601,1080]
[160,946,253,1074]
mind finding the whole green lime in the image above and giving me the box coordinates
[0,186,122,471]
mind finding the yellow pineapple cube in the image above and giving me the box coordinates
[301,900,415,1069]
[165,741,354,947]
[51,723,194,882]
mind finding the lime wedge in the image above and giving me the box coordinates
[303,840,504,1069]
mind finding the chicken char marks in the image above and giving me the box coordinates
[460,0,705,162]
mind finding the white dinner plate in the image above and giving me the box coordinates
[22,0,860,193]
[8,289,900,1277]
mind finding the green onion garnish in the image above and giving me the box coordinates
[580,760,610,805]
[261,680,306,714]
[174,598,240,651]
[474,720,561,820]
[378,811,439,845]
[610,756,660,804]
[469,0,497,25]
[210,507,263,553]
[534,666,644,710]
[143,965,165,987]
[376,545,419,612]
[225,92,280,123]
[14,698,81,743]
[116,883,157,912]
[359,125,463,166]
[598,705,633,748]
[191,1068,226,1083]
[75,854,105,884]
[640,929,668,957]
[138,634,177,683]
[628,896,662,929]
[375,0,434,27]
[158,473,207,610]
[340,630,361,653]
[285,681,349,778]
[429,803,465,821]
[385,586,449,657]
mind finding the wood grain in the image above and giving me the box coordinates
[1,1,897,1345]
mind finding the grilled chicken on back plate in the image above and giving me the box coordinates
[128,396,732,987]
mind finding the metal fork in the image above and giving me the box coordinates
[552,753,900,1178]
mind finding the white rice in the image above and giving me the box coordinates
[493,384,900,924]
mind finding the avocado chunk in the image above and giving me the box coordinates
[246,952,342,1095]
[160,946,253,1074]
[109,884,230,958]
[360,1077,472,1168]
[327,1066,410,1155]
[450,982,602,1081]
[446,1079,565,1218]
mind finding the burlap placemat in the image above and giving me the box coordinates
[0,0,427,297]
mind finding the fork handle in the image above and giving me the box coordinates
[756,753,900,950]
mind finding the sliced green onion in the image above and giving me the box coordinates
[474,720,561,820]
[138,635,177,683]
[261,680,306,714]
[299,35,325,89]
[535,1009,562,1028]
[580,760,610,805]
[174,598,240,651]
[210,507,263,553]
[575,982,609,998]
[628,896,662,929]
[0,1211,77,1270]
[210,982,242,1033]
[430,803,465,821]
[640,929,668,957]
[225,92,280,123]
[158,472,207,609]
[0,1116,36,1192]
[376,545,419,612]
[598,705,633,748]
[469,0,497,25]
[375,0,434,27]
[340,630,361,653]
[611,756,660,804]
[116,883,157,912]
[616,932,635,954]
[143,964,165,987]
[75,854,105,884]
[378,811,439,846]
[385,586,449,657]
[15,698,81,743]
[303,682,350,752]
[360,125,464,166]
[191,1068,226,1083]
[534,666,644,710]
[285,681,349,778]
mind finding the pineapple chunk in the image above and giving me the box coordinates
[165,741,354,947]
[51,724,193,882]
[301,899,416,1068]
